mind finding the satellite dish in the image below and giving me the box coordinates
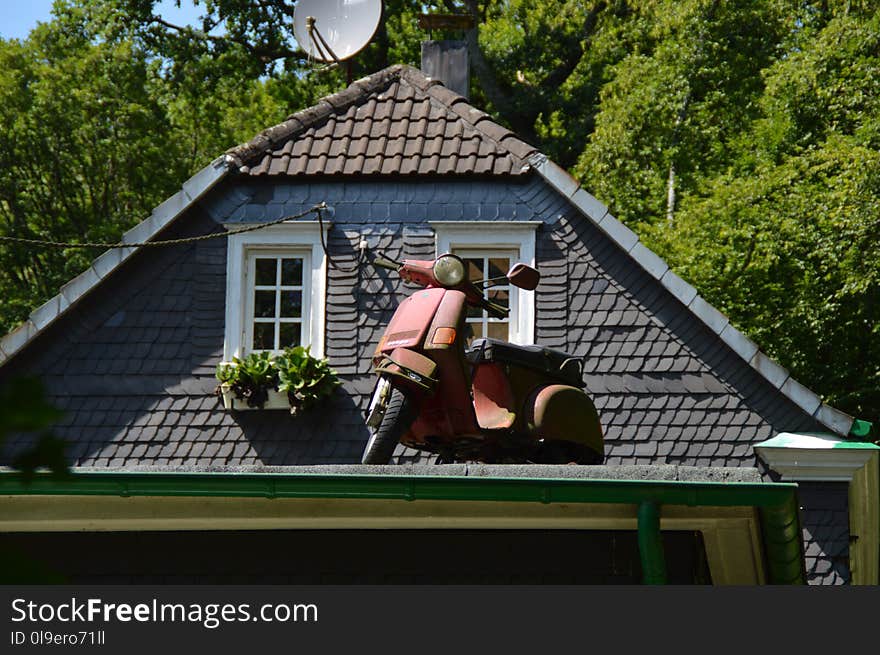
[293,0,383,63]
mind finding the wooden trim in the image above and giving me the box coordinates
[0,495,764,584]
[849,452,880,585]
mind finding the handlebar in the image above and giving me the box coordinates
[482,298,510,320]
[372,256,400,270]
[373,255,509,318]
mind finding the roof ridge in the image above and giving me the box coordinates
[226,64,538,174]
[226,64,407,170]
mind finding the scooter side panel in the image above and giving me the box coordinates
[406,290,482,443]
[472,363,517,430]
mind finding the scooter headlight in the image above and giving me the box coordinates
[433,254,466,286]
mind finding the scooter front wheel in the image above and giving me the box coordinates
[361,387,415,464]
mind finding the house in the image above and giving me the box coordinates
[0,64,876,584]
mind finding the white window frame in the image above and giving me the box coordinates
[224,221,328,360]
[431,221,540,345]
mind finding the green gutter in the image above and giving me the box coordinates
[0,471,805,584]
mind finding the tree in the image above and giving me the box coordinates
[0,2,290,333]
[575,0,787,226]
[0,377,67,479]
[640,4,880,424]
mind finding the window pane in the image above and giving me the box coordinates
[280,291,302,318]
[489,288,509,309]
[464,258,483,282]
[254,290,276,317]
[469,322,483,339]
[279,322,301,348]
[281,258,303,286]
[253,323,275,350]
[488,322,509,340]
[255,258,277,286]
[488,258,509,280]
[467,304,483,319]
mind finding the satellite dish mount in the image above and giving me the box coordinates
[305,16,341,65]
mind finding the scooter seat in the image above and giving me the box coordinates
[466,338,585,388]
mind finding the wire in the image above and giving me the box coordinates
[1,202,371,280]
[0,203,330,250]
[315,205,364,273]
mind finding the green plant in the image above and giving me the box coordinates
[216,351,278,408]
[215,348,340,414]
[0,376,68,482]
[274,346,341,416]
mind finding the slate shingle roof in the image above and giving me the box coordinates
[226,65,537,177]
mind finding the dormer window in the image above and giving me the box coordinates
[223,222,327,360]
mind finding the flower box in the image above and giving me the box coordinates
[219,385,290,411]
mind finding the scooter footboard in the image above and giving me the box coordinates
[374,347,438,393]
[528,384,604,457]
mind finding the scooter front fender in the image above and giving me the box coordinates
[528,384,604,457]
[374,347,438,393]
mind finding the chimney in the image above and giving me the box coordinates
[418,14,475,99]
[421,41,469,98]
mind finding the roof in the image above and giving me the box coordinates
[226,64,537,177]
[0,65,855,438]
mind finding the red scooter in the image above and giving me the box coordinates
[361,253,604,465]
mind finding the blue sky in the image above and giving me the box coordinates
[0,0,205,40]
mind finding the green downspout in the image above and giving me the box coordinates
[638,500,667,585]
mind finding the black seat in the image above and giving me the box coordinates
[466,338,585,388]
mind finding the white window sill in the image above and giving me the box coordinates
[218,385,290,411]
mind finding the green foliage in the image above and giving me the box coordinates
[0,1,290,333]
[216,348,339,413]
[637,6,880,425]
[216,351,278,408]
[576,0,787,225]
[275,346,341,415]
[0,377,67,481]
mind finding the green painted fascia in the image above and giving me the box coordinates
[834,441,880,450]
[0,471,805,584]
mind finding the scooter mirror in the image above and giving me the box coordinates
[507,263,540,290]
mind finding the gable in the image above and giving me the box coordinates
[0,171,834,472]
